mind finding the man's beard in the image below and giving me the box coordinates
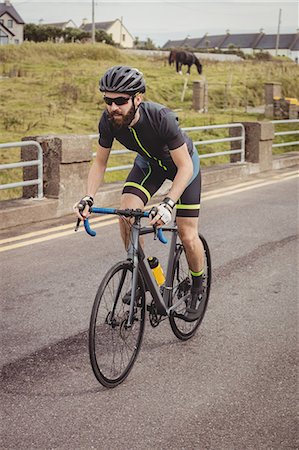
[108,103,136,130]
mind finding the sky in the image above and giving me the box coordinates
[11,0,299,47]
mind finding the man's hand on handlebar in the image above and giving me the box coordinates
[149,197,175,228]
[73,195,94,220]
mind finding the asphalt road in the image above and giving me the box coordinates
[1,167,298,450]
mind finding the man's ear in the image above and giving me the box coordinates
[135,93,143,105]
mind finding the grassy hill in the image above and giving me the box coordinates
[1,42,298,142]
[0,42,298,199]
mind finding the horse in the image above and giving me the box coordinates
[168,49,202,75]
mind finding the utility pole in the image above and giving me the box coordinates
[119,16,123,47]
[275,8,282,56]
[92,0,95,44]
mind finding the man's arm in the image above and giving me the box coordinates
[166,143,193,202]
[86,145,111,199]
[74,145,110,219]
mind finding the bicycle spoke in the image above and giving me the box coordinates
[169,235,211,340]
[89,261,145,387]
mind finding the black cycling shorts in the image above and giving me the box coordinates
[122,151,201,218]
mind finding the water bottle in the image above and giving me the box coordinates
[147,256,165,286]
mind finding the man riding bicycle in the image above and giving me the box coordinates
[74,65,205,321]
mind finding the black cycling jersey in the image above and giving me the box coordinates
[98,101,194,174]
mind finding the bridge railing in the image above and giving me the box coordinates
[0,141,43,198]
[0,120,298,198]
[88,122,245,172]
[271,119,299,149]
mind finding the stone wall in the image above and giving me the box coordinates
[21,135,92,215]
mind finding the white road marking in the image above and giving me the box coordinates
[1,170,298,253]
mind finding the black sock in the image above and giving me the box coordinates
[190,268,204,293]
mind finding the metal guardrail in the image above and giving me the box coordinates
[271,119,299,149]
[1,120,297,195]
[182,123,245,161]
[0,141,43,198]
[89,123,245,172]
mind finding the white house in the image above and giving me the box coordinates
[41,20,78,30]
[0,0,24,45]
[254,33,299,61]
[163,31,299,62]
[80,18,134,48]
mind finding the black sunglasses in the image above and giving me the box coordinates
[103,95,132,106]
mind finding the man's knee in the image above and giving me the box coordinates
[120,193,144,209]
[119,193,144,236]
[180,233,198,251]
[177,218,199,247]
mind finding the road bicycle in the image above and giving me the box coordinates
[81,206,211,388]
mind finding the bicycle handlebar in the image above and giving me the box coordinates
[82,207,168,244]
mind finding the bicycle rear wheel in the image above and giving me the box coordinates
[89,260,146,388]
[169,234,211,340]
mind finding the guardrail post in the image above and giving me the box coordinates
[264,82,282,118]
[192,80,205,112]
[229,126,243,163]
[21,135,92,214]
[239,122,274,171]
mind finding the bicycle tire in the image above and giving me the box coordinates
[89,260,146,388]
[169,234,212,340]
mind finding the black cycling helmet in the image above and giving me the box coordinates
[99,65,146,95]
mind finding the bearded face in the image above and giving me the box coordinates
[108,102,136,130]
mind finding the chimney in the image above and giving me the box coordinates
[82,18,88,27]
[5,0,12,5]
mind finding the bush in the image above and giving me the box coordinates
[24,23,115,45]
[254,51,272,61]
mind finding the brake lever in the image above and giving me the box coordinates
[152,224,168,244]
[74,218,81,232]
[74,202,85,232]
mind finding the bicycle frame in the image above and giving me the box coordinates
[124,218,189,327]
[82,207,188,328]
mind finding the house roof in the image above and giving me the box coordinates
[42,20,78,28]
[184,37,203,48]
[163,32,299,51]
[254,33,298,49]
[163,35,228,49]
[163,39,192,49]
[197,34,227,48]
[290,35,299,50]
[0,2,24,24]
[80,19,134,40]
[0,21,15,36]
[220,33,261,49]
[80,20,116,32]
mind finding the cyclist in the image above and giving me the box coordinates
[74,65,205,321]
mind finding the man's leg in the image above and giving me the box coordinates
[119,192,144,250]
[118,193,145,304]
[176,216,204,274]
[176,216,205,321]
[120,155,165,249]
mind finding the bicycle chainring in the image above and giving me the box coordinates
[148,300,162,327]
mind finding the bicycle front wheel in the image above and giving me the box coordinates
[169,234,212,340]
[89,260,146,388]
